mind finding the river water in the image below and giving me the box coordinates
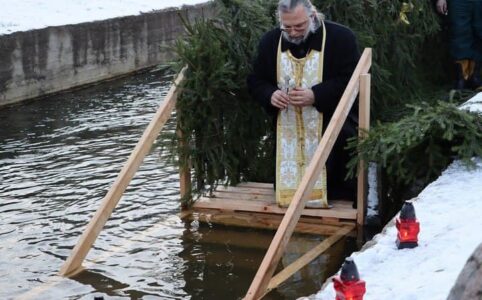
[0,71,355,299]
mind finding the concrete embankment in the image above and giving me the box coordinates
[0,2,211,107]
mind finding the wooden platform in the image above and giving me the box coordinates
[182,182,358,236]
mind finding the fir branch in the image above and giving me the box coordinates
[170,0,276,202]
[347,101,482,187]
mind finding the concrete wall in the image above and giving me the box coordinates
[0,3,212,107]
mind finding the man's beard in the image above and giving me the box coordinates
[282,18,318,45]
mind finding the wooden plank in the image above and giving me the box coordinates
[193,197,357,220]
[330,201,355,209]
[236,182,274,189]
[216,185,276,195]
[245,48,372,299]
[178,210,192,219]
[291,215,354,228]
[189,207,355,228]
[214,188,350,203]
[203,192,356,208]
[213,190,275,202]
[178,128,192,205]
[264,225,355,296]
[357,74,371,227]
[185,210,353,236]
[59,67,186,277]
[320,217,344,226]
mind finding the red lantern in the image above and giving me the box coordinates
[333,257,366,300]
[396,201,420,249]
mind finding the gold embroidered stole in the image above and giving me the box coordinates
[275,21,328,208]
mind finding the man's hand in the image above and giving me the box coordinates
[436,0,447,15]
[271,90,290,109]
[288,87,315,107]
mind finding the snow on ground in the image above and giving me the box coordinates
[311,92,482,300]
[0,0,209,35]
[366,163,379,222]
[460,91,482,113]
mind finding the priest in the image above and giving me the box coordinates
[247,0,360,208]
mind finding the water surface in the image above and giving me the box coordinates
[0,71,354,299]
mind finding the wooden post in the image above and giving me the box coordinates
[263,225,355,296]
[59,68,186,277]
[178,126,192,207]
[356,74,371,227]
[244,49,371,300]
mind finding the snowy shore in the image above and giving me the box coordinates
[0,0,209,35]
[311,92,482,299]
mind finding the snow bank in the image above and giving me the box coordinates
[460,92,482,113]
[312,92,482,299]
[315,159,482,300]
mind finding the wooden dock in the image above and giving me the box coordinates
[59,47,372,300]
[181,182,357,236]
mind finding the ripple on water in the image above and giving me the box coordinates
[0,71,190,299]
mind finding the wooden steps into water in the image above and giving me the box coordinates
[181,182,358,236]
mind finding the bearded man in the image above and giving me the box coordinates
[247,0,360,208]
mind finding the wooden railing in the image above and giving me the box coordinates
[244,48,372,299]
[59,67,186,277]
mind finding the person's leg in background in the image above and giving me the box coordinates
[467,0,482,90]
[449,0,474,89]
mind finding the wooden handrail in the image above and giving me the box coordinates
[59,67,186,277]
[244,48,372,299]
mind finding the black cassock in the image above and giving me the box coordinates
[247,20,360,203]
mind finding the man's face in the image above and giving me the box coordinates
[280,4,312,45]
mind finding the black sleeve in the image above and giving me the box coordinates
[311,27,360,118]
[247,30,279,116]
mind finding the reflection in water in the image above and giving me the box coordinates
[179,222,356,300]
[0,71,186,299]
[0,70,356,299]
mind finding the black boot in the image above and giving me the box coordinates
[468,61,482,91]
[454,61,467,90]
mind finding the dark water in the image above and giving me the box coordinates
[0,71,355,300]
